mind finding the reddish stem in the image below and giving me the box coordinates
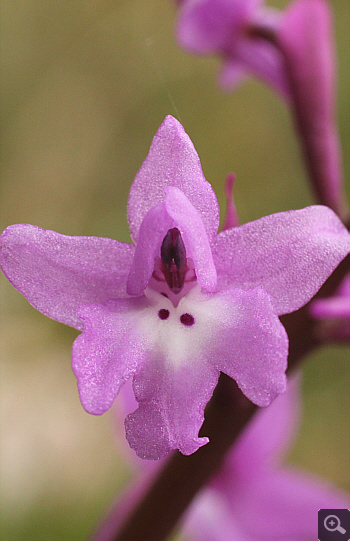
[106,254,349,541]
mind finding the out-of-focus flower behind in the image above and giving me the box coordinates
[177,0,348,217]
[91,377,350,541]
[181,376,350,540]
[177,0,289,95]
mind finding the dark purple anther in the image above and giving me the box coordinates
[180,313,195,326]
[158,309,170,320]
[161,227,187,293]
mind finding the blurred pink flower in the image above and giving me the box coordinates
[182,377,350,541]
[92,377,350,541]
[177,0,289,95]
[1,116,349,460]
[177,0,347,216]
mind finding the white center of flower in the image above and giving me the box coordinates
[138,285,229,368]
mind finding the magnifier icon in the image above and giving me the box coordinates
[324,515,346,534]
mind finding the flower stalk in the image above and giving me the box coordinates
[277,0,348,220]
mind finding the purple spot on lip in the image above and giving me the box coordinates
[180,313,195,326]
[158,309,169,320]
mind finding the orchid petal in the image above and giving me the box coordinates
[125,286,233,459]
[310,275,350,341]
[212,205,350,316]
[177,0,288,97]
[72,297,148,415]
[127,187,217,295]
[311,297,350,320]
[126,284,287,460]
[127,116,219,243]
[0,224,134,330]
[222,174,239,231]
[126,204,173,296]
[212,287,288,406]
[125,358,218,460]
[165,187,217,291]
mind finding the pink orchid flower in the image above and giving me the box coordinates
[177,0,289,94]
[177,0,347,217]
[1,116,349,460]
[182,376,350,541]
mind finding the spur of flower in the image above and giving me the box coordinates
[1,116,349,460]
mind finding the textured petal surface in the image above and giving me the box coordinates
[125,283,288,459]
[124,287,221,459]
[212,205,350,316]
[125,359,218,460]
[278,0,345,215]
[0,224,134,330]
[72,297,148,415]
[124,285,247,458]
[212,287,288,406]
[127,116,219,243]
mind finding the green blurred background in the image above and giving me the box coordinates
[0,0,349,539]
